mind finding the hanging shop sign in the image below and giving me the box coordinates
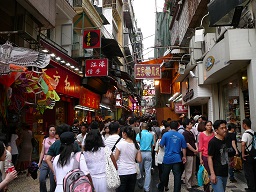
[80,87,100,109]
[183,89,194,102]
[85,58,108,77]
[83,29,101,49]
[115,92,122,108]
[205,56,215,71]
[45,61,81,98]
[134,64,161,79]
[174,103,188,114]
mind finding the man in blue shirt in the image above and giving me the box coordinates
[157,121,187,192]
[136,122,154,192]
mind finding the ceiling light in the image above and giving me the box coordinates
[56,57,61,60]
[74,68,79,71]
[70,65,75,69]
[42,49,49,53]
[66,63,70,66]
[50,53,56,57]
[60,60,65,63]
[79,71,83,73]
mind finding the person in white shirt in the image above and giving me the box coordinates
[115,126,142,192]
[76,123,87,149]
[105,122,121,154]
[53,132,92,192]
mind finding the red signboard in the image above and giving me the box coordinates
[45,61,81,98]
[85,58,108,77]
[174,103,188,114]
[134,64,161,79]
[83,29,101,49]
[80,87,100,109]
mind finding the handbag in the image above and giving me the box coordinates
[104,147,121,189]
[197,165,204,186]
[233,156,242,170]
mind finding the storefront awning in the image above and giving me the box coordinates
[101,38,124,58]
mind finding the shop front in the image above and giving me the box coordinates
[202,29,253,126]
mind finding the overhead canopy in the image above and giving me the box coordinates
[138,53,173,64]
[101,38,124,58]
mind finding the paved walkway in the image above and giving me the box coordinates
[8,169,248,191]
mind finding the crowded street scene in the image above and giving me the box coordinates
[0,0,256,192]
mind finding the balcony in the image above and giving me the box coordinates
[103,0,123,22]
[123,0,132,28]
[56,0,77,20]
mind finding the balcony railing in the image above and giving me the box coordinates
[40,33,68,54]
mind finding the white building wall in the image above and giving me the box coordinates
[102,8,113,38]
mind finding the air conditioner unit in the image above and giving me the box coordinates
[216,26,232,41]
[17,14,38,41]
[178,63,186,75]
[73,0,82,7]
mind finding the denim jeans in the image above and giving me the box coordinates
[158,163,182,192]
[138,151,152,192]
[116,173,137,192]
[39,161,56,192]
[211,176,228,192]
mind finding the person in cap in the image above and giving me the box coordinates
[53,132,92,192]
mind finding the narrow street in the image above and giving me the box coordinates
[8,168,248,192]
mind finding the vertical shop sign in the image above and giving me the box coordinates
[85,58,108,77]
[134,64,161,79]
[83,29,101,49]
[116,92,122,108]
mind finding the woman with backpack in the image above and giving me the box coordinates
[114,126,142,192]
[53,132,93,192]
[83,129,118,192]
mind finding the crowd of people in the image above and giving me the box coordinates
[0,115,255,192]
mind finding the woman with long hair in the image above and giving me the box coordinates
[53,132,91,192]
[83,129,117,192]
[115,126,142,192]
[38,125,56,192]
[198,121,215,192]
[0,141,17,190]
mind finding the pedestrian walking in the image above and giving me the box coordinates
[226,123,239,183]
[183,118,198,190]
[198,121,214,192]
[208,120,229,192]
[52,132,92,192]
[136,122,154,192]
[105,122,121,155]
[241,118,256,192]
[38,125,56,192]
[83,129,117,192]
[157,121,187,192]
[115,126,142,192]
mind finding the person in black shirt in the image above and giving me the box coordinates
[71,119,80,136]
[226,123,239,182]
[208,120,229,192]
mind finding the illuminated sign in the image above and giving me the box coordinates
[134,64,161,79]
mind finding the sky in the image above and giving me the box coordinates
[133,0,165,60]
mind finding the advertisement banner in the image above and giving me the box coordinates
[80,87,100,109]
[134,64,161,79]
[85,58,108,77]
[83,29,101,49]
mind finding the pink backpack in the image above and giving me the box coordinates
[63,152,93,192]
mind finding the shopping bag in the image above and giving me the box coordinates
[233,156,242,170]
[203,167,210,185]
[197,165,204,187]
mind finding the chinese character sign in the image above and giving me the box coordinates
[116,92,122,108]
[85,59,108,77]
[134,64,161,79]
[174,103,188,114]
[83,29,101,49]
[80,87,100,109]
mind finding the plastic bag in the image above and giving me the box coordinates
[197,164,204,186]
[203,166,210,185]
